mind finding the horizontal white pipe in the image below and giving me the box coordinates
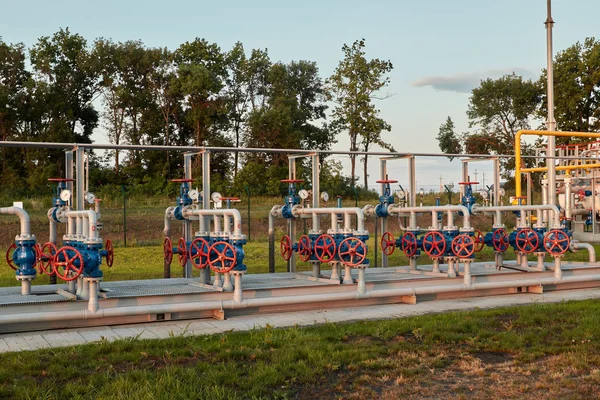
[294,207,365,232]
[572,241,596,263]
[186,208,243,236]
[66,210,98,240]
[472,204,561,228]
[388,205,471,229]
[4,273,600,326]
[0,206,31,237]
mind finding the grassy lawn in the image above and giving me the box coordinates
[1,300,600,398]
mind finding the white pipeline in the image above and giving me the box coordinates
[571,241,597,263]
[163,206,175,236]
[387,205,471,229]
[186,208,243,236]
[0,206,32,237]
[66,210,99,240]
[293,207,366,232]
[472,204,561,227]
[3,273,600,326]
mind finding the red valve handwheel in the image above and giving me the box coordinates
[492,229,509,252]
[380,231,396,256]
[171,178,194,183]
[298,235,312,262]
[280,179,305,183]
[177,238,188,267]
[47,178,75,182]
[5,243,17,271]
[52,246,84,281]
[376,179,399,184]
[38,242,58,275]
[338,237,367,267]
[105,239,114,267]
[515,228,539,254]
[473,230,485,252]
[220,197,240,201]
[163,237,173,265]
[401,232,418,257]
[189,238,210,269]
[314,234,336,263]
[422,231,446,259]
[458,181,479,185]
[451,234,475,258]
[207,241,237,273]
[543,230,570,255]
[280,235,293,261]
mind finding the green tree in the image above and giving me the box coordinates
[224,43,271,178]
[173,38,227,147]
[464,73,542,177]
[328,39,394,188]
[29,28,101,143]
[539,37,600,138]
[436,116,462,160]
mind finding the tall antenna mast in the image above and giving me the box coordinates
[545,0,557,208]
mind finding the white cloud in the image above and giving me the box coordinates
[411,68,538,93]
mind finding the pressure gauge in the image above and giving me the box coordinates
[189,189,199,201]
[479,190,488,200]
[60,189,71,202]
[320,191,329,202]
[211,192,222,202]
[298,189,309,200]
[85,192,96,204]
[499,188,506,197]
[396,190,406,200]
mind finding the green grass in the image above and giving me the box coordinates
[2,300,600,398]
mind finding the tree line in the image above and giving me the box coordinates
[437,37,600,181]
[0,30,394,198]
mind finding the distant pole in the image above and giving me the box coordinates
[244,185,251,241]
[121,185,127,247]
[545,0,557,207]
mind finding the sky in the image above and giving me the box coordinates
[2,0,600,192]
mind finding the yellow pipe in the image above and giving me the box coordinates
[521,163,600,173]
[515,130,600,197]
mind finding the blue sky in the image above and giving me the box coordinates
[2,0,599,191]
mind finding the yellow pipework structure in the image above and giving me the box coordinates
[521,163,600,173]
[515,130,600,197]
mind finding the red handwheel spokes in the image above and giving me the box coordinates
[189,238,210,269]
[177,238,188,267]
[163,237,173,265]
[380,232,396,256]
[5,243,17,271]
[105,239,114,267]
[38,242,58,275]
[338,237,367,267]
[297,235,312,262]
[52,246,84,281]
[492,229,509,252]
[515,228,539,254]
[207,241,237,273]
[422,231,446,259]
[451,234,475,258]
[280,235,293,261]
[543,230,570,255]
[314,234,336,263]
[401,232,418,257]
[473,230,485,252]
